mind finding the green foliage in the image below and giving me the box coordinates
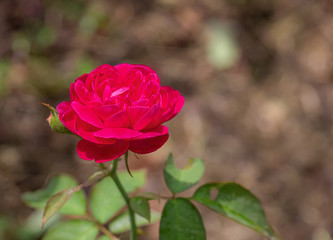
[163,154,204,194]
[20,158,278,240]
[130,196,151,221]
[159,198,206,240]
[192,182,278,239]
[89,170,146,224]
[22,174,86,216]
[42,220,98,240]
[42,187,81,226]
[18,210,59,240]
[109,211,160,234]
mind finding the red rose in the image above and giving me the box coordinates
[56,64,184,162]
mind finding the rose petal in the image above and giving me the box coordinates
[74,81,91,105]
[131,65,157,78]
[77,140,129,162]
[160,87,185,122]
[171,94,185,118]
[93,65,119,89]
[133,103,161,130]
[56,101,72,115]
[94,128,142,139]
[61,109,77,134]
[129,133,169,154]
[71,101,104,128]
[102,85,112,102]
[115,63,133,78]
[164,94,185,121]
[104,110,129,128]
[75,117,116,144]
[95,105,122,120]
[141,80,160,98]
[111,87,129,98]
[136,125,168,139]
[75,73,89,83]
[128,106,150,127]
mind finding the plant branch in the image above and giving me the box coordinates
[109,158,137,240]
[96,222,120,240]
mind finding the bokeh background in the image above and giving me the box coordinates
[1,0,333,239]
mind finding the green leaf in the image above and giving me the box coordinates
[42,187,81,226]
[192,183,278,239]
[109,211,160,234]
[42,220,98,240]
[90,170,146,224]
[18,210,59,240]
[22,174,86,216]
[164,154,205,194]
[159,198,206,240]
[130,196,150,221]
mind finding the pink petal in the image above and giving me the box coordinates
[77,140,129,162]
[164,94,185,121]
[56,102,78,134]
[111,87,129,98]
[61,109,77,134]
[105,110,129,128]
[56,101,72,115]
[75,117,116,144]
[102,85,112,102]
[115,63,133,78]
[94,128,142,139]
[74,81,91,105]
[95,105,122,120]
[70,83,80,102]
[160,87,185,121]
[71,101,104,128]
[75,73,89,83]
[129,133,169,154]
[131,64,157,78]
[141,80,160,97]
[172,94,185,117]
[136,125,168,139]
[133,103,161,130]
[93,65,119,88]
[128,106,150,127]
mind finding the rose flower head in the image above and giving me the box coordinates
[56,64,184,162]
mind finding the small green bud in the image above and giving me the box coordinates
[42,103,73,134]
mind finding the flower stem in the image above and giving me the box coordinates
[110,158,137,240]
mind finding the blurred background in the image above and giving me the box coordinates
[1,0,333,239]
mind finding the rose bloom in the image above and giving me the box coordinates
[56,64,184,162]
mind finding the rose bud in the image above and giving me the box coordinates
[42,103,73,134]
